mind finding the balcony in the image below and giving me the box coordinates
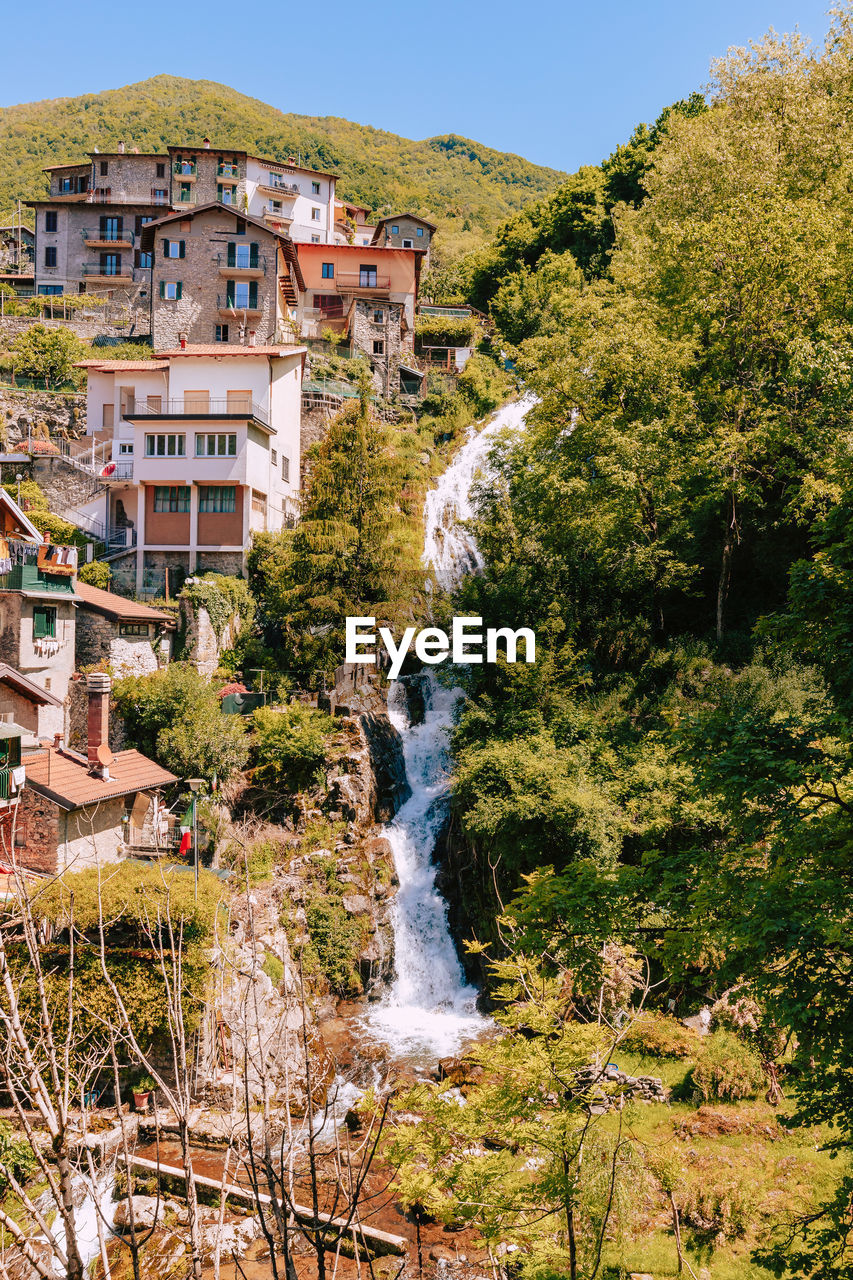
[215,252,267,277]
[173,162,197,177]
[173,192,196,206]
[100,460,134,482]
[218,163,240,179]
[256,178,299,198]
[82,228,134,249]
[335,272,391,295]
[150,189,171,205]
[0,564,76,595]
[127,398,270,427]
[81,264,132,284]
[217,294,262,319]
[261,207,294,228]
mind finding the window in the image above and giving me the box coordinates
[271,449,277,466]
[251,490,267,520]
[156,162,166,178]
[44,247,57,267]
[152,188,168,203]
[135,215,153,234]
[119,442,133,455]
[163,240,185,259]
[100,252,121,276]
[311,235,320,244]
[311,208,321,221]
[153,486,190,513]
[135,250,153,269]
[45,211,57,232]
[373,340,384,355]
[59,178,71,193]
[225,280,257,309]
[146,434,186,457]
[120,622,151,637]
[226,390,251,412]
[391,225,399,234]
[195,433,237,457]
[282,455,290,483]
[270,200,282,213]
[373,309,384,323]
[199,486,236,513]
[159,281,182,300]
[179,183,192,202]
[100,160,109,176]
[312,181,321,194]
[215,324,229,343]
[358,265,377,288]
[119,386,135,417]
[321,262,334,279]
[146,395,162,413]
[417,227,425,237]
[100,215,122,239]
[218,185,235,205]
[184,390,209,413]
[402,238,413,248]
[33,606,57,640]
[102,404,114,428]
[226,242,259,269]
[37,285,63,295]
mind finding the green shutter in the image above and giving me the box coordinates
[249,281,258,309]
[33,607,56,640]
[179,241,186,259]
[249,242,259,268]
[226,280,235,305]
[227,242,235,268]
[176,282,183,300]
[159,280,166,298]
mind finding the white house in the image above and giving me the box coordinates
[245,158,336,246]
[76,343,306,595]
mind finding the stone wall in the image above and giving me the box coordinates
[1,387,86,440]
[75,608,168,678]
[17,788,62,875]
[31,456,104,516]
[195,551,244,577]
[177,598,240,679]
[59,798,126,873]
[0,315,137,345]
[350,299,404,396]
[108,550,137,596]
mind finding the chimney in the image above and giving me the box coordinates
[180,336,187,350]
[248,330,256,347]
[86,672,111,769]
[118,140,125,153]
[203,137,211,149]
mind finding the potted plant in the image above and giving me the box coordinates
[132,1074,156,1112]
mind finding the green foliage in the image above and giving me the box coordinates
[251,704,335,792]
[0,75,565,240]
[10,324,86,387]
[28,509,91,549]
[112,663,249,783]
[0,1123,38,1195]
[619,1011,700,1060]
[36,861,222,942]
[77,560,112,589]
[2,480,47,511]
[303,894,363,996]
[415,314,477,346]
[261,951,285,987]
[689,1032,766,1104]
[181,572,254,641]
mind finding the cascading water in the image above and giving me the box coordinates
[365,395,535,1063]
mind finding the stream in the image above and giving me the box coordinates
[362,394,535,1065]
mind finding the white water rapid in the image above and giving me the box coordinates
[365,395,534,1063]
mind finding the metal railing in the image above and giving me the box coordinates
[82,228,135,244]
[217,294,261,313]
[215,252,267,273]
[336,272,391,290]
[150,190,170,204]
[101,460,134,481]
[173,162,197,176]
[131,397,269,424]
[217,163,240,178]
[257,178,299,195]
[81,263,131,278]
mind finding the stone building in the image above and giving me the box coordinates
[371,213,436,267]
[0,662,63,749]
[0,221,35,295]
[140,204,304,349]
[18,673,178,876]
[74,582,174,676]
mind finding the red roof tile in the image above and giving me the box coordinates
[154,344,305,358]
[25,747,178,811]
[74,581,175,624]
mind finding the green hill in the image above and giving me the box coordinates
[0,75,565,257]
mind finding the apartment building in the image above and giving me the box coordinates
[76,343,305,595]
[295,242,424,392]
[140,203,304,348]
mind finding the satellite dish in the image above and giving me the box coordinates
[96,744,115,767]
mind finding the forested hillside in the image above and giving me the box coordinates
[423,11,853,1274]
[0,74,565,259]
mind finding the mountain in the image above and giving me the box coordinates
[0,75,566,250]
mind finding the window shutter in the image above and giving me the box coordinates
[226,280,235,305]
[249,281,258,309]
[116,216,123,233]
[227,242,235,268]
[176,282,183,300]
[159,280,166,299]
[179,241,186,259]
[163,239,170,256]
[249,242,259,268]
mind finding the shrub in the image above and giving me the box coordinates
[619,1010,699,1060]
[252,704,335,792]
[690,1029,765,1102]
[10,324,86,387]
[78,560,112,589]
[0,1122,38,1194]
[2,480,47,511]
[262,951,285,988]
[304,895,363,996]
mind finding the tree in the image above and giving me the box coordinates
[10,324,85,387]
[112,664,249,783]
[77,561,112,590]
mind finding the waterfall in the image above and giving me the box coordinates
[365,396,534,1062]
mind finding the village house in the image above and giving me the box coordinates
[0,664,62,861]
[74,342,305,595]
[334,200,377,246]
[0,663,63,750]
[372,213,436,267]
[295,241,423,394]
[0,490,78,741]
[139,203,304,349]
[0,221,35,295]
[74,581,174,676]
[18,672,178,875]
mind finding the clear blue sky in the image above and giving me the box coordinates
[0,0,837,172]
